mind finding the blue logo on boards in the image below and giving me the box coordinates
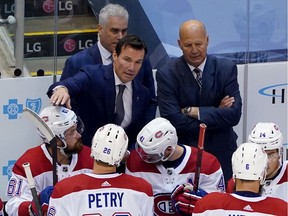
[258,83,287,104]
[3,160,16,180]
[3,99,23,119]
[26,98,42,113]
[3,98,42,120]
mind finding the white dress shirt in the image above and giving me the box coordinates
[98,41,112,65]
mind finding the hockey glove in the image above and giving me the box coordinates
[171,183,207,216]
[31,186,54,215]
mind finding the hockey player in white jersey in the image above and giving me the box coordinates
[47,123,154,215]
[125,117,225,216]
[227,122,287,202]
[5,106,94,216]
[194,142,287,215]
[249,122,287,202]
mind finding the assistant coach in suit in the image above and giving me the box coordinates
[48,35,154,148]
[156,20,242,184]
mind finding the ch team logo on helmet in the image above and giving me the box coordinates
[274,124,279,130]
[42,116,49,122]
[155,131,163,138]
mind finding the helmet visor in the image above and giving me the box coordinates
[76,116,85,134]
[135,144,162,163]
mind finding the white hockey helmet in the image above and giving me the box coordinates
[91,124,128,167]
[135,117,178,163]
[39,106,81,148]
[248,122,283,151]
[232,142,268,184]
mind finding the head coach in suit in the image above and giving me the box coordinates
[60,4,157,121]
[47,34,154,149]
[156,20,242,185]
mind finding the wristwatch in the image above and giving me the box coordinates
[183,106,192,115]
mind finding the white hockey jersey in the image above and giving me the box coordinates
[5,144,93,216]
[193,192,287,215]
[47,173,154,215]
[226,160,288,202]
[262,160,288,202]
[126,145,225,216]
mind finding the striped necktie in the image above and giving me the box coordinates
[194,68,202,89]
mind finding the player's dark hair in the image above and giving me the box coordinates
[96,159,115,167]
[115,34,147,56]
[236,179,262,194]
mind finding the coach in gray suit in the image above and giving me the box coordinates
[156,20,242,184]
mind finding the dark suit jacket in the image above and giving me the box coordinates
[61,43,157,120]
[48,64,153,148]
[156,55,242,183]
